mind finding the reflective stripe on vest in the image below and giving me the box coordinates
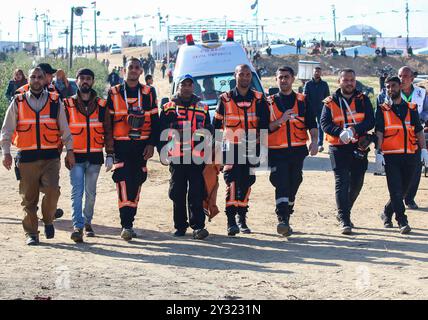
[268,93,309,149]
[221,90,262,144]
[14,93,61,151]
[65,97,106,154]
[110,84,157,141]
[382,102,417,155]
[325,96,366,146]
[165,101,208,158]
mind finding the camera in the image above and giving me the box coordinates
[353,133,378,160]
[127,108,146,140]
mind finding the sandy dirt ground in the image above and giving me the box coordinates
[1,49,427,300]
[1,149,428,300]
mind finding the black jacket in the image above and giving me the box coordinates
[304,78,330,113]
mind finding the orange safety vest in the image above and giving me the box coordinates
[14,92,61,151]
[64,97,107,154]
[268,93,309,149]
[324,94,366,146]
[110,84,157,141]
[16,83,58,95]
[381,102,418,155]
[163,100,209,158]
[215,90,263,144]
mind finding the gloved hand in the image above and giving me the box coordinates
[375,151,385,173]
[105,155,114,172]
[421,149,428,167]
[339,128,353,144]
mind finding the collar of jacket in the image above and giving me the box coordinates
[232,87,254,100]
[73,89,99,115]
[332,88,362,105]
[172,94,200,106]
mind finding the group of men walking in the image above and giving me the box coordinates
[1,59,427,246]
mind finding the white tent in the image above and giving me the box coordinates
[262,44,307,56]
[344,45,376,56]
[414,47,428,55]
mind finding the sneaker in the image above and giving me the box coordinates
[318,146,325,153]
[174,229,187,237]
[71,229,84,243]
[44,225,55,239]
[120,229,133,241]
[399,225,412,235]
[26,235,40,246]
[237,215,252,234]
[130,229,138,238]
[277,222,293,237]
[406,201,419,210]
[193,229,209,240]
[54,208,64,219]
[338,218,353,235]
[336,215,355,228]
[84,224,95,237]
[380,213,393,228]
[227,224,240,237]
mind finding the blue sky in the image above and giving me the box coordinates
[0,0,427,47]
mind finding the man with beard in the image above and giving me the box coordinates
[267,67,318,237]
[160,74,212,239]
[213,64,269,236]
[321,69,375,235]
[64,69,114,243]
[398,67,428,210]
[375,76,428,234]
[1,67,75,245]
[106,58,159,241]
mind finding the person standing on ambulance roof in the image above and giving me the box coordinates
[321,69,375,235]
[267,66,318,237]
[398,66,428,210]
[160,74,212,240]
[64,68,114,243]
[213,64,270,237]
[375,76,428,234]
[105,58,160,241]
[1,67,75,246]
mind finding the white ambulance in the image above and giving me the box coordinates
[162,31,264,116]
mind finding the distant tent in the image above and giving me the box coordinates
[261,44,307,56]
[344,45,376,56]
[341,25,382,36]
[414,47,428,55]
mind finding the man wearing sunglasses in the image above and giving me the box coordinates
[106,58,160,241]
[1,67,75,246]
[213,64,269,236]
[267,66,318,237]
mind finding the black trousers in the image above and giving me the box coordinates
[269,156,305,218]
[405,148,422,204]
[329,146,368,219]
[169,164,206,231]
[113,142,148,229]
[384,155,417,226]
[223,164,256,217]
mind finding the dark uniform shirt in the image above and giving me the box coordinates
[106,83,160,154]
[213,88,269,165]
[269,91,317,161]
[321,89,375,152]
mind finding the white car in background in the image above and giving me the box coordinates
[110,45,122,54]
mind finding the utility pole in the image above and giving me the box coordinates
[64,28,69,58]
[69,7,75,69]
[17,13,22,52]
[34,10,40,55]
[93,1,98,60]
[332,5,337,42]
[406,0,410,51]
[43,14,48,57]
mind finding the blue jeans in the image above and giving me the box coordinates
[70,162,101,230]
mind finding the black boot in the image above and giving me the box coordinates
[277,214,293,237]
[227,212,240,237]
[338,214,352,235]
[237,213,251,234]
